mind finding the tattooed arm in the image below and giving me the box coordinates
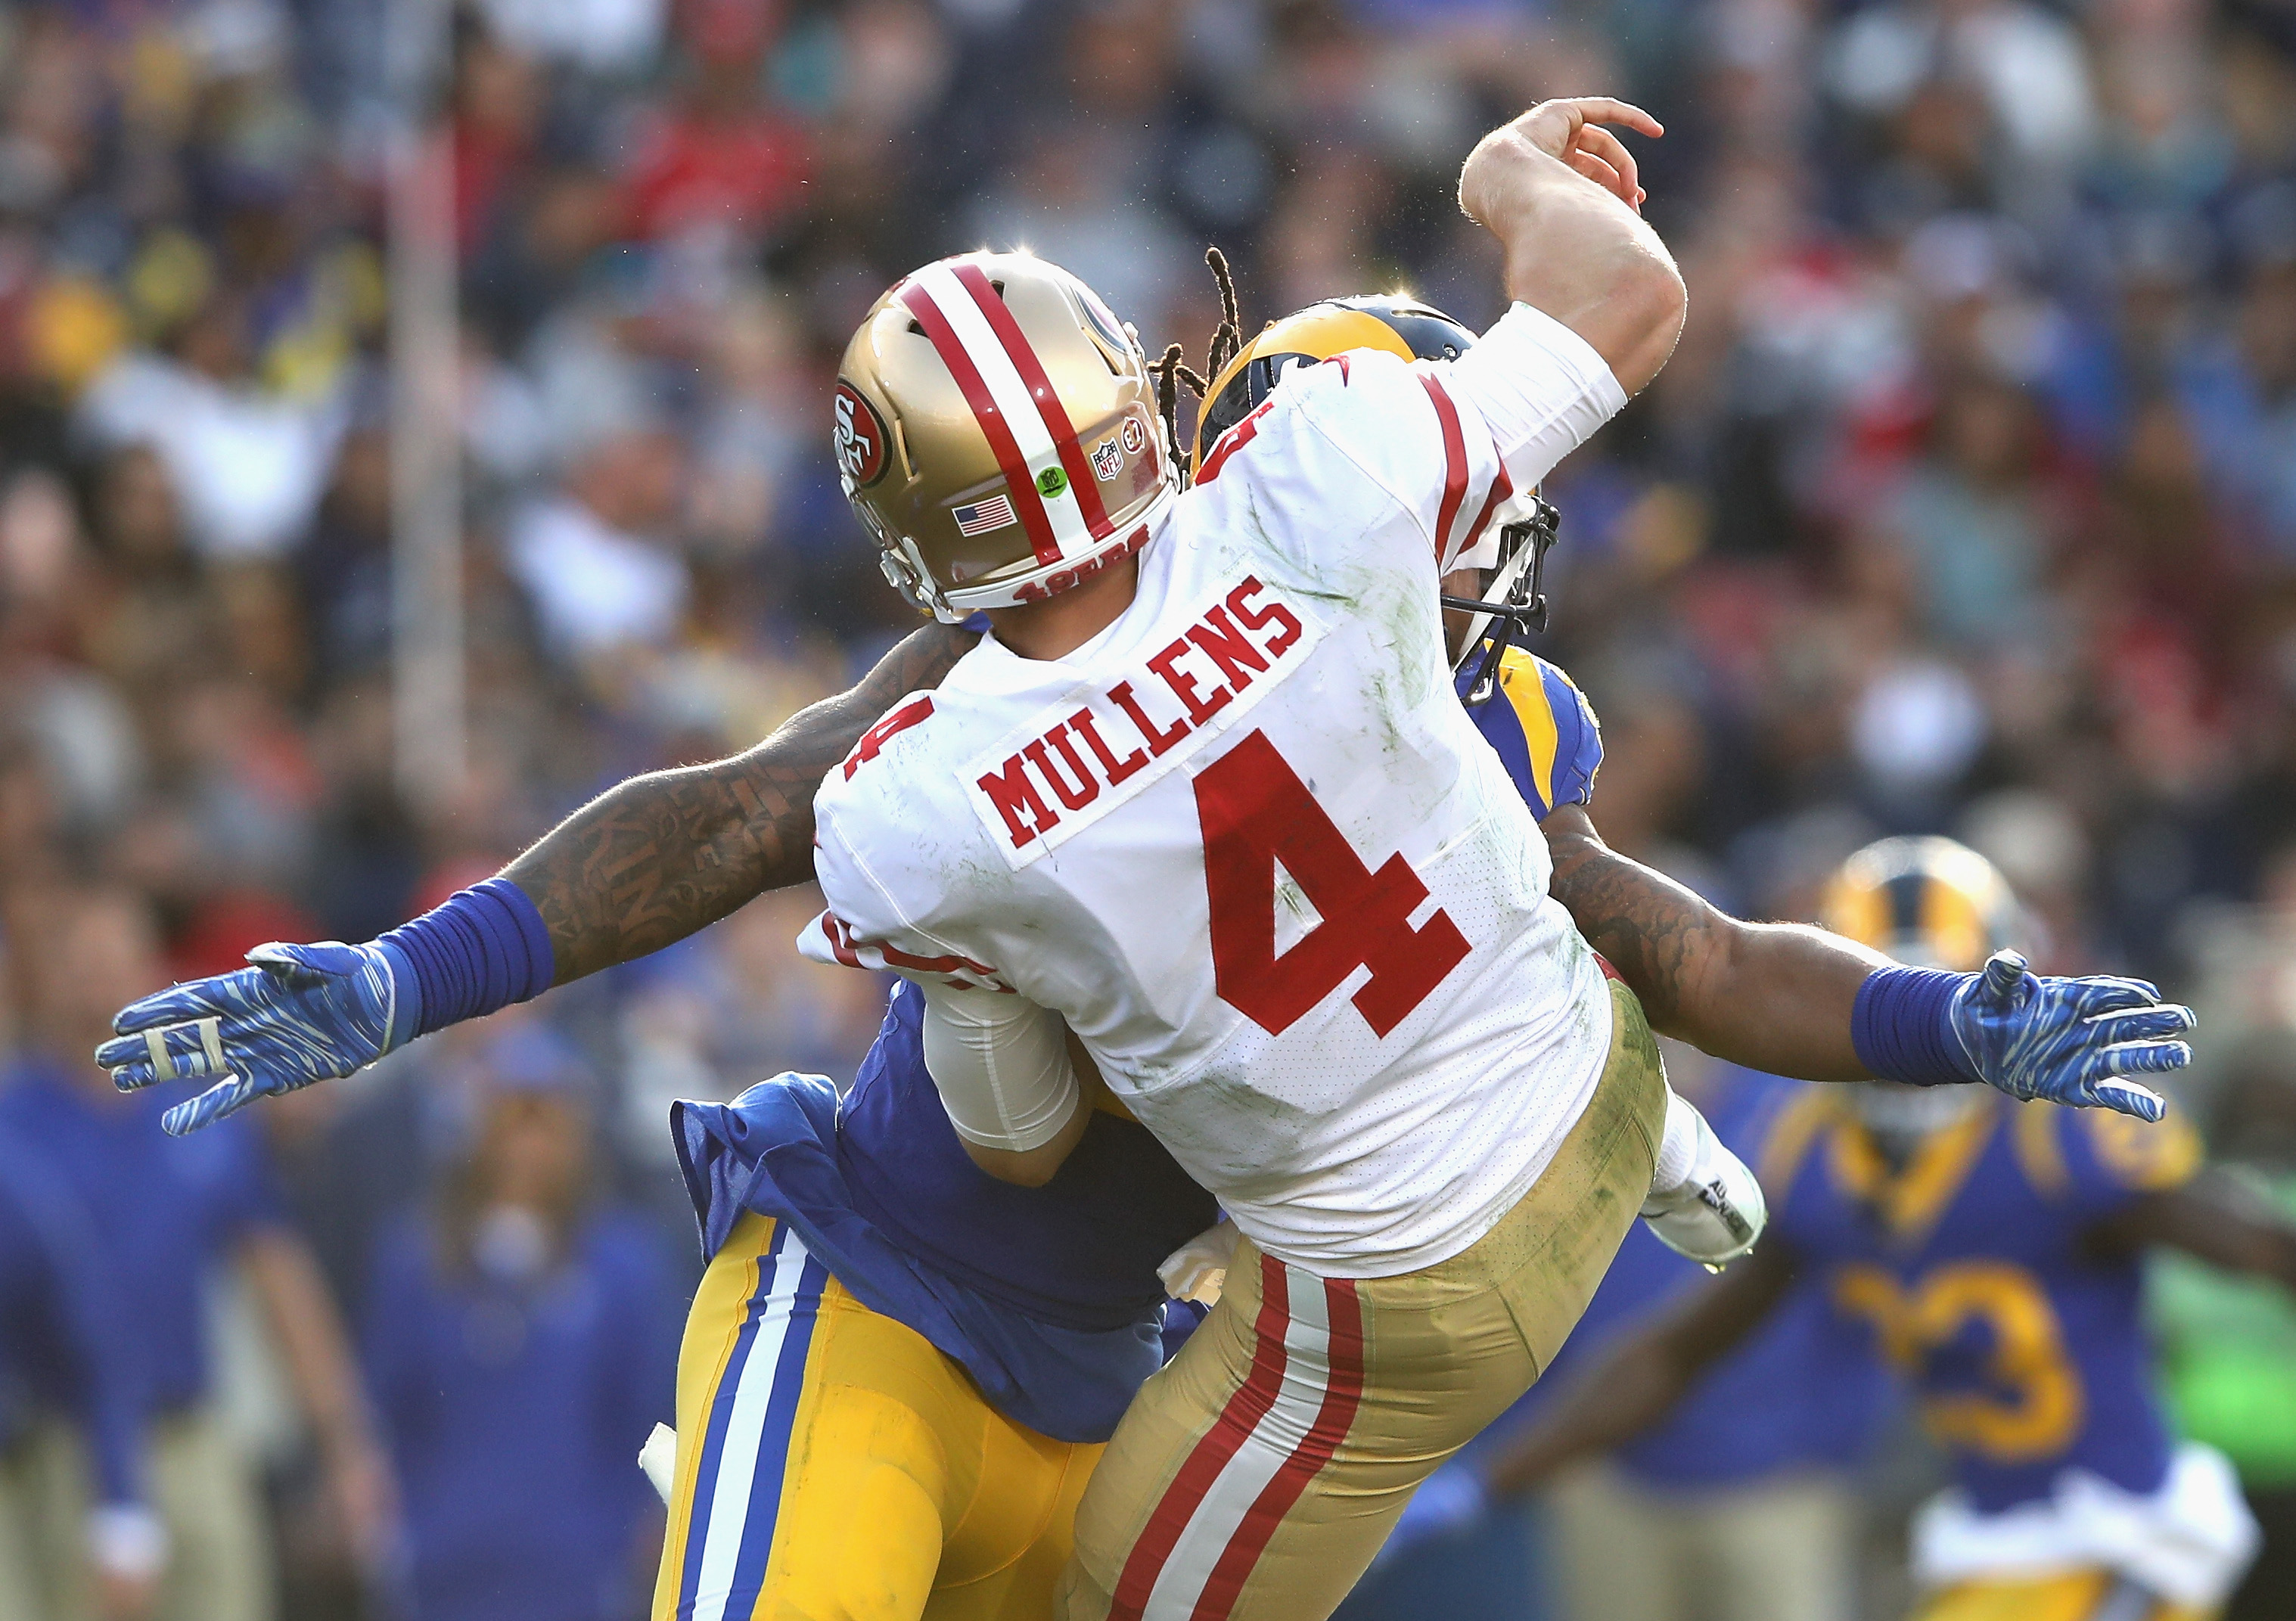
[1542,804,1886,1083]
[505,623,977,984]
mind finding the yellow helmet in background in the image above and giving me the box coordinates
[1190,294,1474,474]
[1821,835,2020,974]
[836,252,1175,623]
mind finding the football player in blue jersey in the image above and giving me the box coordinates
[104,258,2198,1621]
[1487,835,2296,1621]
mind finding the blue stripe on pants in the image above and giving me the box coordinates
[676,1224,828,1621]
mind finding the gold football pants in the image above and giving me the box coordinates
[652,1213,1101,1621]
[1059,978,1667,1621]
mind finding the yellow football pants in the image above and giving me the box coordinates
[1915,1572,2214,1621]
[652,1213,1101,1621]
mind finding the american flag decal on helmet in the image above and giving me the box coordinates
[952,493,1018,537]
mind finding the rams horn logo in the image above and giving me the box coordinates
[834,381,890,489]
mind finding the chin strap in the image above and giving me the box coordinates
[1442,493,1561,707]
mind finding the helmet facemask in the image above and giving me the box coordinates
[1443,489,1561,707]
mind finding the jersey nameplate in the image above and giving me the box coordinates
[963,576,1324,868]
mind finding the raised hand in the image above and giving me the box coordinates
[1948,949,2192,1123]
[96,942,418,1135]
[1466,97,1664,215]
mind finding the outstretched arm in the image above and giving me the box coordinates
[103,623,977,1132]
[1483,1239,1797,1496]
[2088,1169,2296,1289]
[508,623,977,983]
[1542,805,2191,1122]
[1542,805,1887,1083]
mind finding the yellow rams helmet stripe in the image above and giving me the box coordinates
[1191,295,1476,474]
[1819,836,2019,974]
[1496,647,1564,810]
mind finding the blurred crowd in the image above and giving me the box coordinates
[1,0,2294,1616]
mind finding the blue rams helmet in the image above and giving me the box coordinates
[1823,836,2024,1138]
[1189,294,1559,705]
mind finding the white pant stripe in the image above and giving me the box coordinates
[691,1231,814,1621]
[1142,1264,1334,1618]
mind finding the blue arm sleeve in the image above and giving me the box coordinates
[1459,647,1605,819]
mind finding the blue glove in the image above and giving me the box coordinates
[96,942,419,1136]
[1948,949,2190,1123]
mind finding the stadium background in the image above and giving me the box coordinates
[2,0,2294,1616]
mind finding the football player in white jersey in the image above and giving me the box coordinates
[800,97,2198,1621]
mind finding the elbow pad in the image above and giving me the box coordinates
[918,981,1081,1152]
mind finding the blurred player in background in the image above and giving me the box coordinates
[2151,1045,2296,1621]
[1489,836,2296,1621]
[1504,1040,1894,1621]
[0,1119,157,1621]
[2,889,389,1621]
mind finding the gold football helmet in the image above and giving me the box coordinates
[835,252,1176,622]
[1191,293,1559,705]
[1820,835,2020,972]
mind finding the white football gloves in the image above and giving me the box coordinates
[1640,1089,1766,1271]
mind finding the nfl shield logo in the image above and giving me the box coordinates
[1091,438,1123,482]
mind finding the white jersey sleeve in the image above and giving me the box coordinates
[1448,303,1630,493]
[798,789,1014,992]
[1256,301,1626,574]
[803,793,1077,1154]
[916,980,1080,1152]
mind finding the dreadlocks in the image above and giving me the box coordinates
[1155,245,1244,490]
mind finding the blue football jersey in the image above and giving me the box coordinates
[1460,644,1603,818]
[1763,1090,2204,1513]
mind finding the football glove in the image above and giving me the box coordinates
[1949,949,2189,1124]
[96,942,418,1136]
[1642,1092,1766,1271]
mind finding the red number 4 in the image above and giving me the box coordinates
[1195,730,1471,1037]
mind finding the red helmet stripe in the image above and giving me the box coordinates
[1418,373,1470,564]
[898,279,1064,567]
[1463,456,1513,545]
[950,261,1114,540]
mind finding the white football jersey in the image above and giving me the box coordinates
[801,303,1631,1276]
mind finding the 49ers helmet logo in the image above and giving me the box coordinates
[833,381,890,488]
